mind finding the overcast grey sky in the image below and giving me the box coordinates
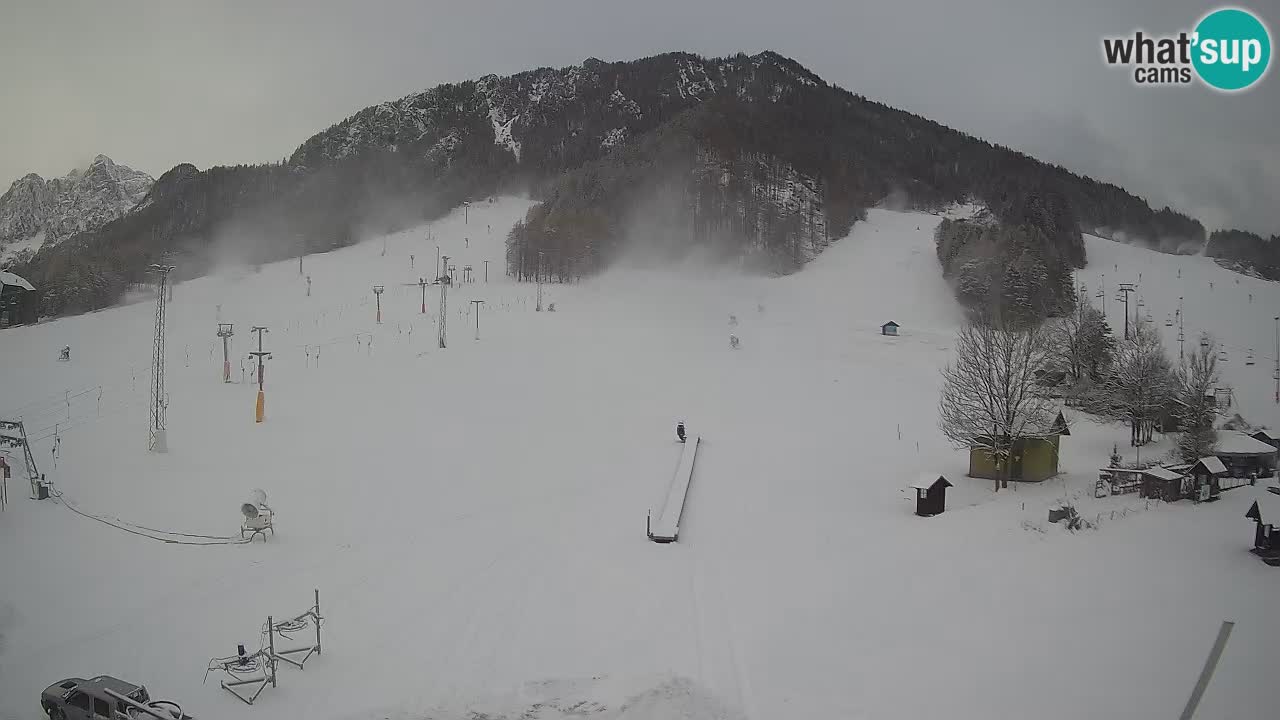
[2,0,1277,235]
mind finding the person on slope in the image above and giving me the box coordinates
[676,422,686,444]
[59,345,70,361]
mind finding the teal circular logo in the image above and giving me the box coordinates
[1192,8,1271,91]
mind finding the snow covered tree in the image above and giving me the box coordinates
[1174,333,1222,463]
[938,314,1056,491]
[1050,301,1115,384]
[1077,307,1116,383]
[1090,318,1173,447]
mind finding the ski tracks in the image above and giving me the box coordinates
[690,553,756,719]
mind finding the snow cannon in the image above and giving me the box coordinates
[240,489,273,541]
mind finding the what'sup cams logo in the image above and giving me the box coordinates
[1103,7,1271,91]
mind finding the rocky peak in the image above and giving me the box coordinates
[0,156,154,260]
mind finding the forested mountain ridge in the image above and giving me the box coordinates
[7,50,1272,320]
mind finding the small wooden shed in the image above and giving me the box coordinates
[881,321,899,336]
[1189,456,1229,501]
[910,474,952,517]
[1246,501,1280,563]
[1140,466,1184,502]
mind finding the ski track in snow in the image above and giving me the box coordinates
[1,199,1279,719]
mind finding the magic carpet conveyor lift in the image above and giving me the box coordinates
[648,435,700,543]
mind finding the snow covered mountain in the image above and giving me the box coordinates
[0,155,152,263]
[9,51,1263,321]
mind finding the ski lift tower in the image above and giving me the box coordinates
[402,277,429,314]
[250,326,270,423]
[217,324,234,383]
[148,264,175,453]
[438,257,450,349]
[1116,283,1136,340]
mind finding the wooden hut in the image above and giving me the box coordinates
[1140,466,1184,502]
[1251,429,1278,452]
[968,412,1069,484]
[1189,456,1228,501]
[969,437,1060,482]
[1246,501,1280,564]
[880,321,899,336]
[910,475,952,516]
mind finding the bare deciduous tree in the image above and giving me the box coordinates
[939,315,1057,491]
[1090,318,1173,447]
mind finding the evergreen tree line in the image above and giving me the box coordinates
[934,208,1078,327]
[1205,228,1280,279]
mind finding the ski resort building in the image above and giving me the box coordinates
[968,436,1061,483]
[0,271,37,327]
[1215,431,1278,478]
[967,412,1069,483]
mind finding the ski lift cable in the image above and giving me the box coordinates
[1,382,112,419]
[25,393,149,445]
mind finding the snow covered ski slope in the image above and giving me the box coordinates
[1,201,1278,720]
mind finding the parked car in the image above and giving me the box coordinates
[41,675,150,720]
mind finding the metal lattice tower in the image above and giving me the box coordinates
[438,256,450,349]
[148,264,175,452]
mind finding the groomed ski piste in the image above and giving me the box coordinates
[1,197,1278,719]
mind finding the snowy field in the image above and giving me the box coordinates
[1,199,1277,719]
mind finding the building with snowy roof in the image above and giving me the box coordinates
[1188,456,1230,501]
[1251,429,1278,451]
[1140,466,1185,502]
[0,270,37,327]
[1215,431,1278,478]
[968,411,1070,483]
[909,474,952,516]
